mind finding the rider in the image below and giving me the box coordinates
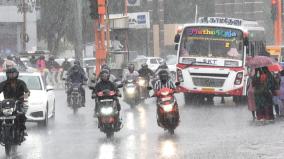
[138,63,154,81]
[154,61,169,75]
[123,64,139,82]
[61,58,72,80]
[91,69,122,128]
[0,68,30,138]
[66,61,88,107]
[154,69,176,92]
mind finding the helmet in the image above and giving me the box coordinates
[40,55,45,60]
[101,63,110,71]
[158,70,169,83]
[100,69,110,82]
[160,61,168,69]
[49,56,55,61]
[74,60,80,66]
[128,64,135,73]
[6,68,19,80]
[141,63,148,69]
[73,65,80,73]
[7,55,13,60]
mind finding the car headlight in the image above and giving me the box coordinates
[126,87,136,94]
[162,103,174,112]
[3,108,14,116]
[138,79,146,86]
[101,107,114,115]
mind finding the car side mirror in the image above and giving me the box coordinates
[175,82,180,86]
[147,86,153,90]
[46,85,54,91]
[116,83,123,88]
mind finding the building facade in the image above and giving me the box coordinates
[0,0,38,56]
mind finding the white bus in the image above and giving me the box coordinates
[175,17,266,105]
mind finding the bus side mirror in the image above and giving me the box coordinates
[244,37,249,46]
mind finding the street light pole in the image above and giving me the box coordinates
[22,0,27,52]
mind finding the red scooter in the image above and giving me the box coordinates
[153,86,180,134]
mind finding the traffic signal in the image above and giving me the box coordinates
[271,0,277,21]
[89,0,99,19]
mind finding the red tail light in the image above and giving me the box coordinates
[234,72,243,85]
[97,92,104,97]
[177,69,184,82]
[109,91,115,96]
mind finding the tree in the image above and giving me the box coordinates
[38,0,73,56]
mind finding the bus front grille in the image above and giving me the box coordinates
[192,77,225,87]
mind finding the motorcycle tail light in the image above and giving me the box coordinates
[97,92,104,97]
[109,91,115,96]
[161,91,170,96]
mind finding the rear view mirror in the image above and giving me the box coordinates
[175,82,180,86]
[116,84,123,88]
[46,85,54,91]
[147,86,153,90]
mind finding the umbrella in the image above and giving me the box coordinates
[268,63,283,72]
[246,56,276,68]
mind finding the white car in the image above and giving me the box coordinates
[83,57,96,77]
[166,55,177,81]
[132,56,164,71]
[0,72,56,126]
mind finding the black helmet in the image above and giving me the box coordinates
[141,63,148,69]
[73,65,80,73]
[158,70,169,83]
[100,69,110,81]
[7,55,13,60]
[6,68,19,80]
[128,64,135,72]
[74,60,80,66]
[40,55,45,60]
[101,63,110,71]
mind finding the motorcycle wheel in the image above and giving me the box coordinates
[5,144,11,156]
[73,106,78,114]
[106,131,114,138]
[168,129,175,135]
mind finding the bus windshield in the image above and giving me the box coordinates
[179,26,244,61]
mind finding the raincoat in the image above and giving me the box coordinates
[252,71,275,120]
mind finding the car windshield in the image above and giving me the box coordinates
[179,26,244,60]
[0,75,42,90]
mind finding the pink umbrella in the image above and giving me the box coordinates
[246,56,276,68]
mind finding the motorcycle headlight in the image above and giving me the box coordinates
[162,103,174,112]
[126,87,136,95]
[101,107,114,115]
[138,79,146,86]
[3,108,14,116]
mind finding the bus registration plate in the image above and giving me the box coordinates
[202,88,215,92]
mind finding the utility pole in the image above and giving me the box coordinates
[73,0,84,60]
[19,0,27,52]
[272,0,282,46]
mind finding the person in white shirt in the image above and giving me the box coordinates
[112,36,124,51]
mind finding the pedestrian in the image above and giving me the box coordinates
[2,55,16,71]
[30,55,37,67]
[46,56,60,86]
[247,68,256,120]
[272,71,281,117]
[252,67,276,121]
[278,70,284,117]
[36,55,47,84]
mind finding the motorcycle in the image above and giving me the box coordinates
[123,79,140,107]
[96,89,122,138]
[70,83,83,114]
[0,99,25,156]
[153,87,180,134]
[137,77,149,101]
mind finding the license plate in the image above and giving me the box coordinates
[202,88,215,92]
[0,116,16,120]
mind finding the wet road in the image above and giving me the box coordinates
[1,90,284,159]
